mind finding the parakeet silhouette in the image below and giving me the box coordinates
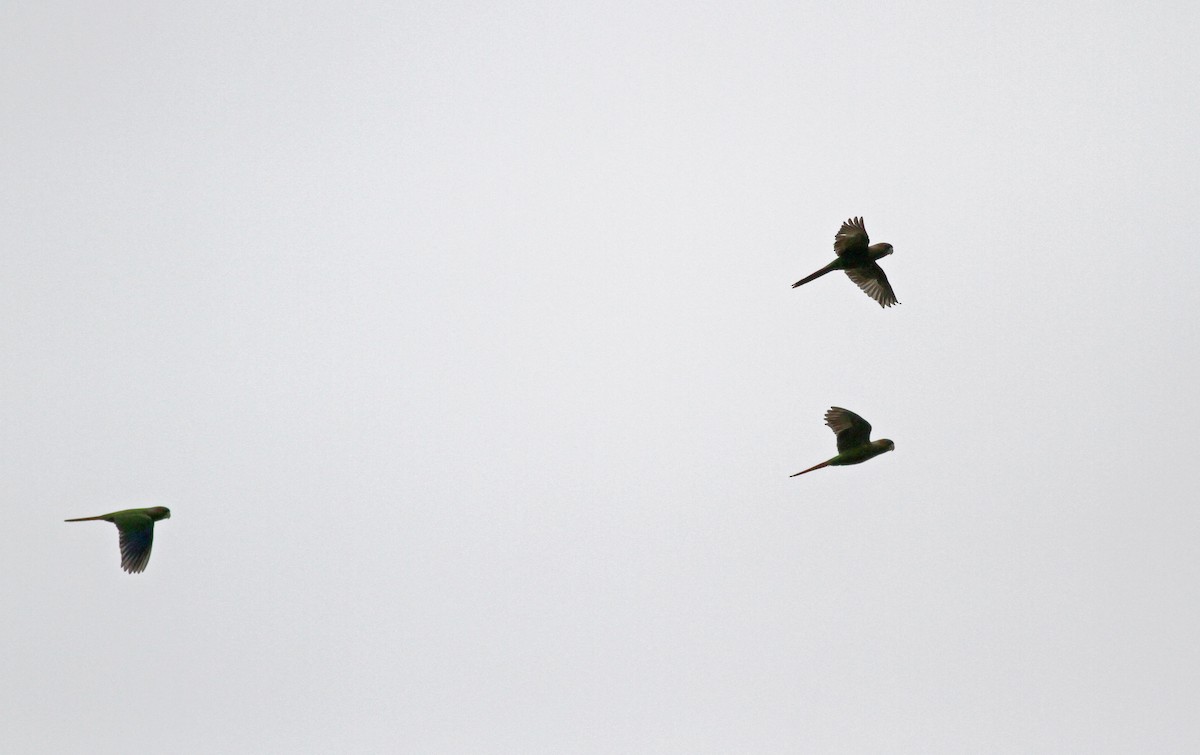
[792,217,899,307]
[791,407,894,477]
[65,507,171,574]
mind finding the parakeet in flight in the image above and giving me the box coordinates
[792,217,899,307]
[791,407,894,477]
[65,506,171,574]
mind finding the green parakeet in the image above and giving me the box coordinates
[65,507,171,574]
[791,407,894,477]
[792,217,899,307]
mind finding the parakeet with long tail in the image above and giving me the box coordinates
[791,407,894,477]
[65,506,171,574]
[792,217,899,307]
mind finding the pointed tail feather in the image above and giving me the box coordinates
[64,516,107,522]
[791,263,838,288]
[790,459,831,477]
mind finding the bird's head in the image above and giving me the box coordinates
[876,439,895,453]
[868,242,894,260]
[147,506,171,520]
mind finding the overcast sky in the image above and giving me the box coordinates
[3,1,1199,752]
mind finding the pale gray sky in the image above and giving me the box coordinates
[3,1,1199,752]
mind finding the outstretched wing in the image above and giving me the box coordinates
[825,407,872,453]
[833,217,870,257]
[116,516,157,574]
[845,262,898,307]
